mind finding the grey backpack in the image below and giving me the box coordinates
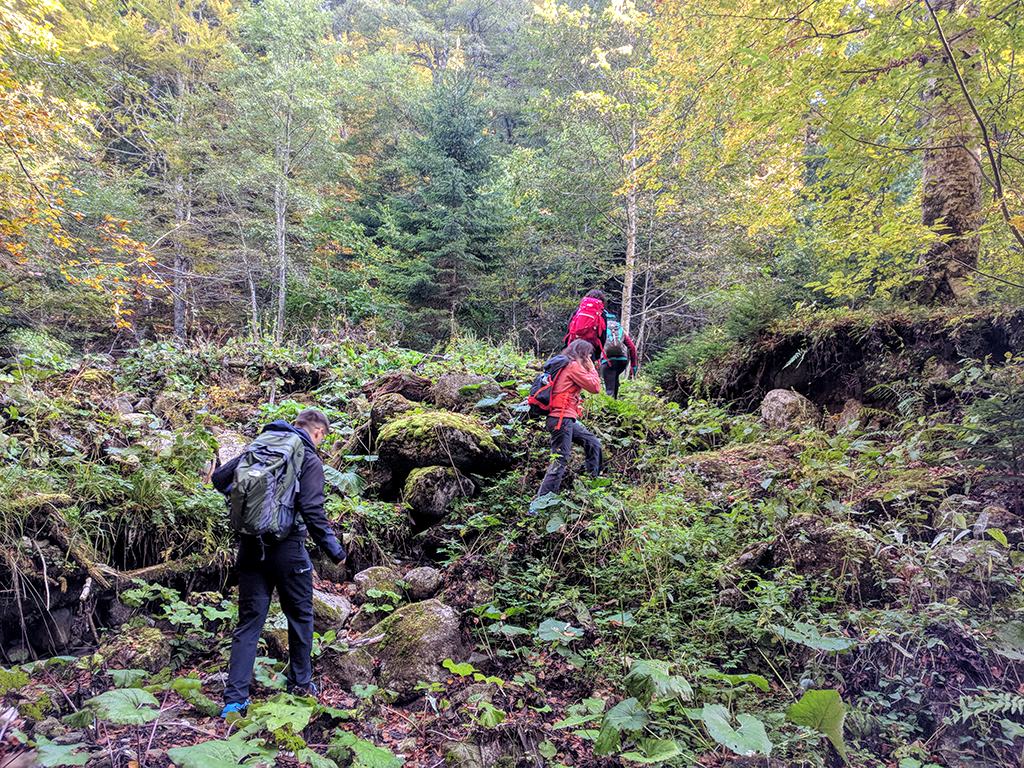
[229,431,304,539]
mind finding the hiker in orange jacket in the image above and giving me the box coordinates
[536,339,603,497]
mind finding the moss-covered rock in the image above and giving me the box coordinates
[353,566,403,606]
[321,646,377,689]
[370,599,469,702]
[99,626,172,674]
[312,590,352,634]
[370,393,418,433]
[403,466,475,523]
[376,412,509,497]
[760,389,822,430]
[431,373,501,412]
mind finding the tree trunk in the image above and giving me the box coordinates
[621,122,638,333]
[274,177,287,343]
[172,180,189,341]
[913,0,982,304]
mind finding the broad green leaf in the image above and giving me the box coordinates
[621,737,682,764]
[786,689,847,762]
[595,697,649,755]
[474,394,506,408]
[536,618,584,645]
[249,695,315,733]
[323,466,363,496]
[443,659,476,677]
[297,747,339,768]
[702,670,771,692]
[34,735,89,767]
[701,704,772,757]
[477,703,507,727]
[167,736,264,768]
[772,623,856,653]
[330,731,403,768]
[988,529,1009,546]
[84,688,160,725]
[625,659,693,705]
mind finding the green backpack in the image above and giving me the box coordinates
[229,431,305,539]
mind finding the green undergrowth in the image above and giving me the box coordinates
[4,333,1024,766]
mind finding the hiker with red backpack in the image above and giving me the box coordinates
[564,290,608,362]
[535,339,603,498]
[601,312,638,400]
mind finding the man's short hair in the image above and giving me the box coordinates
[295,409,330,433]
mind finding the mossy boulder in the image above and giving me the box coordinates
[769,514,892,603]
[370,599,470,702]
[375,411,510,496]
[312,590,352,634]
[320,647,376,689]
[431,373,502,412]
[403,466,476,523]
[405,566,443,601]
[361,372,434,403]
[370,393,418,433]
[99,626,171,674]
[353,566,403,606]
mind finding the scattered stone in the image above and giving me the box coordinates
[837,398,864,430]
[53,731,86,746]
[371,599,470,702]
[376,411,510,494]
[112,396,134,415]
[134,397,153,413]
[404,566,443,601]
[152,391,188,417]
[33,716,66,740]
[760,389,822,431]
[214,430,250,464]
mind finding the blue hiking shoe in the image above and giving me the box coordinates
[220,699,250,719]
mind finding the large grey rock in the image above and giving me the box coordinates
[405,566,443,601]
[431,373,501,412]
[312,590,352,635]
[353,566,403,606]
[113,396,134,415]
[403,466,475,522]
[760,389,821,431]
[371,599,470,702]
[214,430,250,464]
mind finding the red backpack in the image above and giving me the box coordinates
[564,298,606,345]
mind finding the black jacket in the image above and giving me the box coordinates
[212,420,346,564]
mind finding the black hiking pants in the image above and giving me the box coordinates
[224,530,314,705]
[537,416,602,497]
[601,358,629,399]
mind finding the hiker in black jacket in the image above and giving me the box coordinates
[212,409,345,717]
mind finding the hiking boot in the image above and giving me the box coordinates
[286,681,318,698]
[220,699,250,719]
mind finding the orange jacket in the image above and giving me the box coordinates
[550,360,600,420]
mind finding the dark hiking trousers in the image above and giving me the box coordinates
[601,358,629,400]
[223,531,314,705]
[537,416,602,497]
